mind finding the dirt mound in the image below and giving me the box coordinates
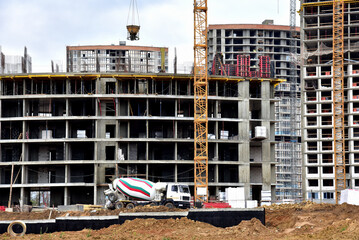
[0,209,61,220]
[226,218,271,237]
[2,202,359,239]
[64,205,186,217]
[0,205,186,220]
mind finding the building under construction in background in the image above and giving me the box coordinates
[207,21,302,201]
[0,72,282,207]
[0,46,32,74]
[66,43,168,73]
[301,0,359,203]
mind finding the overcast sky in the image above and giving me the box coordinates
[0,0,300,73]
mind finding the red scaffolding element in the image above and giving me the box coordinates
[212,54,270,78]
[259,56,271,78]
[238,55,250,77]
[223,64,236,76]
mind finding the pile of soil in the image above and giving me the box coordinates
[2,202,359,239]
[64,205,186,217]
[0,209,61,220]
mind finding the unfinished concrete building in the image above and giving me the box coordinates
[66,43,168,73]
[208,21,302,201]
[0,73,281,207]
[301,1,359,203]
[0,46,32,74]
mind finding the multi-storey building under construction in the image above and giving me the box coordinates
[66,43,168,73]
[207,21,302,201]
[0,73,282,207]
[301,0,359,203]
[0,46,32,74]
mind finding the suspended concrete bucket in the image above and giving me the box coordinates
[127,25,140,41]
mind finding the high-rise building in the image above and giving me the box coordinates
[66,43,168,73]
[208,21,302,201]
[301,0,359,203]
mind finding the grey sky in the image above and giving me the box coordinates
[0,0,300,73]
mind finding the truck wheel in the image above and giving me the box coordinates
[126,203,135,209]
[165,202,174,209]
[108,193,117,202]
[115,202,124,209]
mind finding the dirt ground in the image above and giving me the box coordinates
[0,205,185,221]
[2,202,359,239]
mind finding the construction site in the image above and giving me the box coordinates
[1,0,359,238]
[0,72,281,206]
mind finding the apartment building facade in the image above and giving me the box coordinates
[0,73,281,207]
[208,21,302,201]
[66,43,168,73]
[301,0,359,203]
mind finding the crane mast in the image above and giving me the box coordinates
[289,0,298,200]
[333,0,346,204]
[193,0,208,204]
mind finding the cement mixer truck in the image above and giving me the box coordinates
[104,178,191,209]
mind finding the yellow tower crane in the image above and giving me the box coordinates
[193,0,208,205]
[332,0,346,204]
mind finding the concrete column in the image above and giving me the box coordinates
[20,187,25,207]
[174,120,178,138]
[96,77,101,94]
[261,81,272,192]
[238,81,250,199]
[221,29,225,54]
[22,99,26,118]
[66,78,70,94]
[65,165,69,184]
[65,120,69,138]
[94,164,98,205]
[31,78,34,94]
[214,164,219,183]
[21,165,26,185]
[20,164,26,207]
[174,80,177,95]
[146,99,149,116]
[174,164,178,182]
[64,187,69,205]
[94,142,98,162]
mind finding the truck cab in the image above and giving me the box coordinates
[164,183,191,208]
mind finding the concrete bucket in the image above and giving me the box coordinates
[127,25,140,41]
